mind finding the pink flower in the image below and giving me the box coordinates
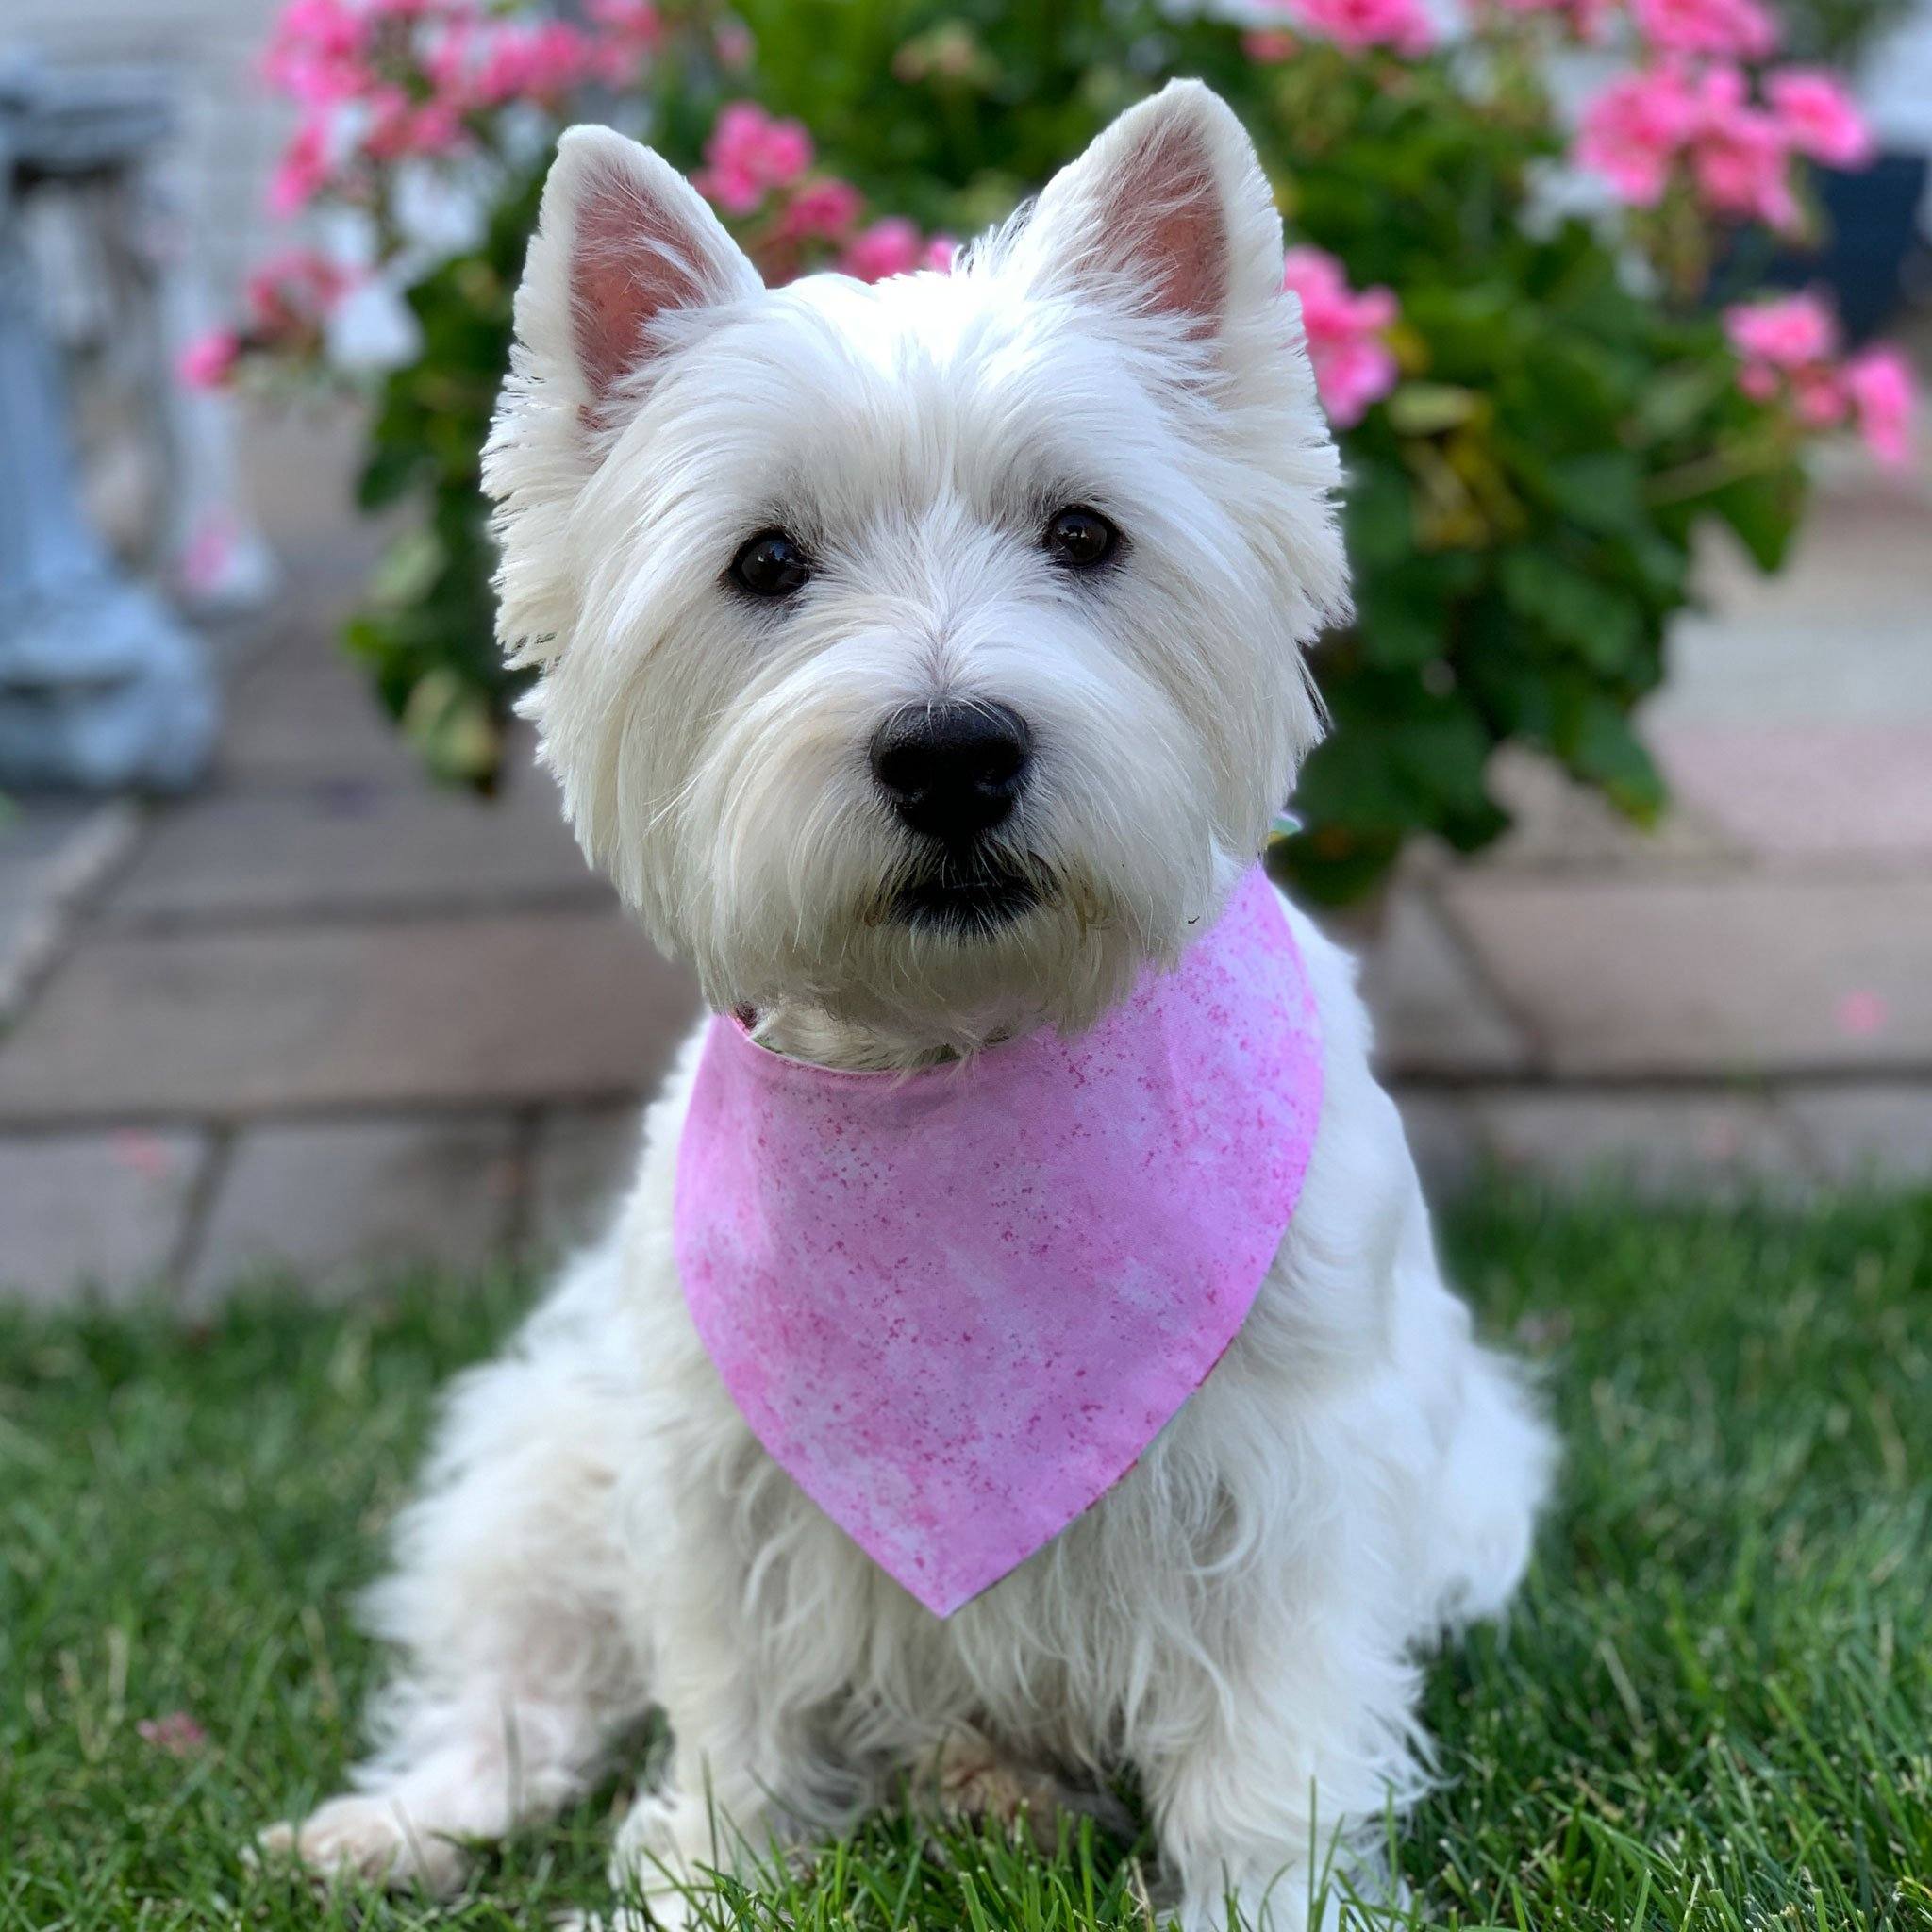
[1278,0,1436,55]
[1282,246,1399,426]
[1488,0,1618,39]
[469,20,595,107]
[1575,65,1700,204]
[1631,0,1778,57]
[1242,27,1301,58]
[176,328,240,390]
[841,217,926,282]
[714,19,756,69]
[1765,68,1874,169]
[138,1712,208,1757]
[698,101,813,214]
[924,234,959,273]
[1578,61,1803,228]
[1688,65,1798,230]
[777,176,863,241]
[262,0,370,108]
[1724,291,1839,368]
[1843,344,1917,467]
[267,115,334,215]
[247,246,357,337]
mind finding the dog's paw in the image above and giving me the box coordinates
[254,1793,469,1894]
[920,1729,1127,1850]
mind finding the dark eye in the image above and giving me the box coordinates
[730,528,811,597]
[1043,506,1120,569]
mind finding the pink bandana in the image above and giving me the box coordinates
[672,866,1323,1616]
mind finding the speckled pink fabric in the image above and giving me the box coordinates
[673,867,1323,1616]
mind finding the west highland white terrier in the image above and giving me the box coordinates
[263,79,1555,1930]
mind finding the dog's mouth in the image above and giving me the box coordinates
[890,854,1041,939]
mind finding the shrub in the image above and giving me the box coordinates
[191,0,1916,902]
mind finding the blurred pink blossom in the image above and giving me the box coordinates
[924,234,959,273]
[699,101,814,214]
[1282,246,1399,426]
[1577,61,1802,228]
[1630,0,1777,58]
[841,217,926,282]
[268,115,335,215]
[1574,64,1700,204]
[1688,65,1799,230]
[714,19,756,68]
[177,328,240,390]
[262,0,371,107]
[1724,291,1838,368]
[469,19,596,107]
[1843,345,1917,467]
[1765,68,1874,169]
[777,176,864,241]
[138,1712,209,1757]
[1277,0,1435,56]
[1242,27,1301,58]
[1488,0,1618,41]
[247,247,358,336]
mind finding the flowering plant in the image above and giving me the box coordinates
[197,0,1917,901]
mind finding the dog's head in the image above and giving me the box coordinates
[486,80,1348,1056]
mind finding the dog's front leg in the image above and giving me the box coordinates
[1137,1610,1424,1932]
[601,1558,872,1928]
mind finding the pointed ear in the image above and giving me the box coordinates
[1014,80,1282,335]
[517,125,761,422]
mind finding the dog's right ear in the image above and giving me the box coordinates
[486,128,760,668]
[508,125,761,428]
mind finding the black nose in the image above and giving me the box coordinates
[870,701,1032,845]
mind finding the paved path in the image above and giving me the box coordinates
[3,472,1928,1307]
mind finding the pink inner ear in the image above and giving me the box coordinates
[1108,125,1227,326]
[570,164,709,403]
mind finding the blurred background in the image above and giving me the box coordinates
[1,0,1927,1308]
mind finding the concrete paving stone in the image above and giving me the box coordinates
[1779,1083,1932,1184]
[185,1114,519,1308]
[105,762,599,924]
[0,911,701,1122]
[1472,744,1737,872]
[0,1129,208,1307]
[1391,1089,1486,1199]
[1440,874,1932,1078]
[1650,723,1932,863]
[1475,1089,1812,1197]
[0,803,142,1023]
[220,641,426,787]
[1351,889,1530,1077]
[528,1103,647,1257]
[1651,479,1932,731]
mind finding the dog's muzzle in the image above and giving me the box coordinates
[870,702,1039,936]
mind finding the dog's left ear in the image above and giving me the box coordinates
[1013,80,1282,340]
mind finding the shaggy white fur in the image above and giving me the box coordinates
[261,80,1556,1930]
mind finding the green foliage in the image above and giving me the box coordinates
[5,1190,1930,1924]
[341,0,1814,901]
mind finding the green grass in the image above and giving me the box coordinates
[2,1188,1929,1931]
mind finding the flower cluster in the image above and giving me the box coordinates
[261,0,661,214]
[1267,0,1436,58]
[695,101,951,280]
[1725,293,1917,465]
[1282,247,1400,426]
[1576,58,1869,229]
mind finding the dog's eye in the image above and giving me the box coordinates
[730,529,811,598]
[1042,506,1120,569]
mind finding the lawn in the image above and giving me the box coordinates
[2,1188,1928,1931]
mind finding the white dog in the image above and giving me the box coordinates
[264,80,1554,1930]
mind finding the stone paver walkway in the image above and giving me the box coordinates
[3,468,1929,1307]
